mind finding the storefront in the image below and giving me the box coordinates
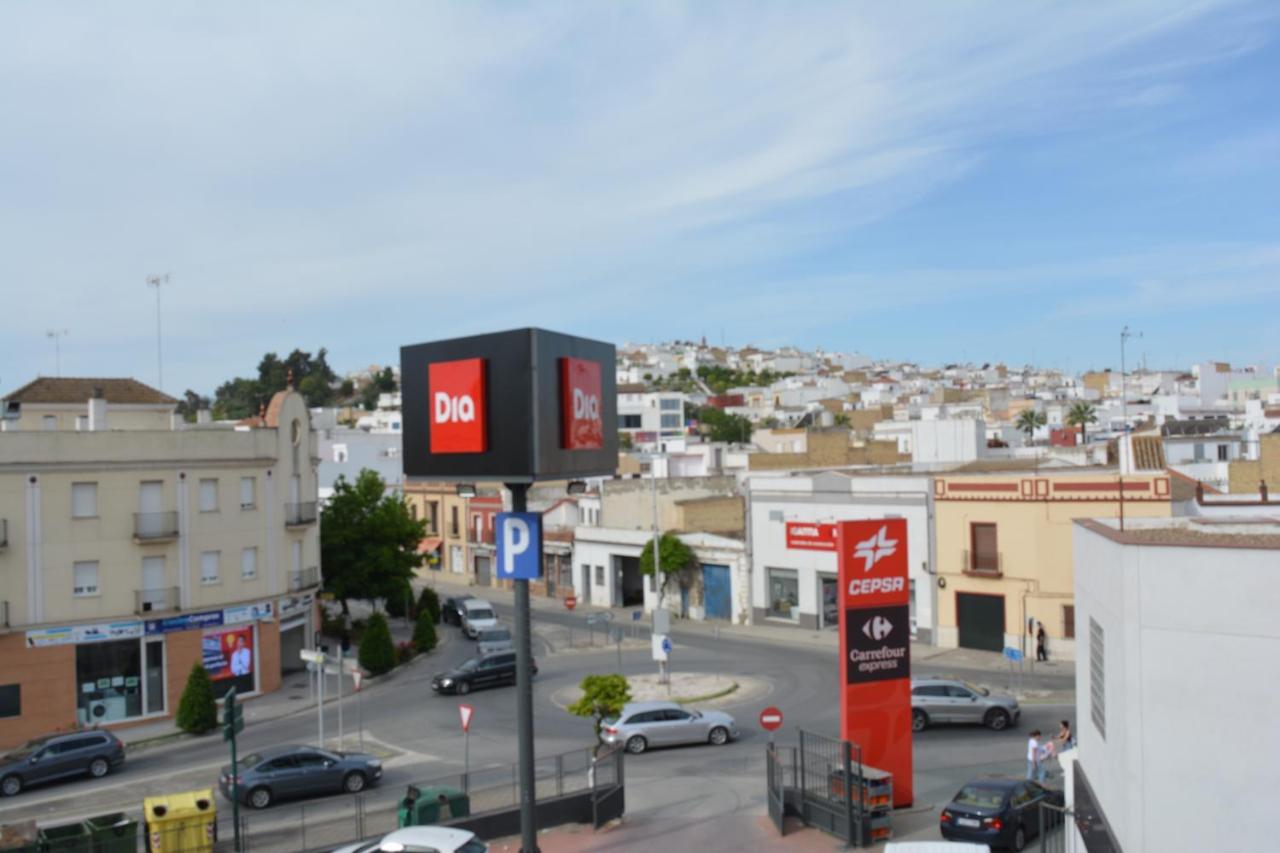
[277,592,314,676]
[24,621,165,726]
[766,567,800,622]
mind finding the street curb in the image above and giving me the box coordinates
[668,682,740,704]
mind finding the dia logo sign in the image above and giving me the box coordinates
[429,358,487,454]
[561,358,603,450]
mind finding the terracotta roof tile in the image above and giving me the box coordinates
[2,377,177,405]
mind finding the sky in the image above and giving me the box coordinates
[3,1,1279,396]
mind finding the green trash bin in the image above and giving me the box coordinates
[38,821,91,853]
[84,813,137,853]
[397,784,470,827]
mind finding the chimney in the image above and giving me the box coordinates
[197,409,212,425]
[1261,481,1269,503]
[88,391,108,432]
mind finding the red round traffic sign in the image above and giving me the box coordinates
[759,706,783,732]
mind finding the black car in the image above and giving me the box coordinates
[0,730,126,797]
[431,652,537,695]
[442,595,475,627]
[219,744,382,809]
[940,778,1064,850]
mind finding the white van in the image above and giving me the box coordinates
[461,599,499,639]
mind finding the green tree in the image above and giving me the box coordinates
[1016,409,1047,446]
[175,663,217,734]
[640,533,696,606]
[568,674,632,746]
[384,579,416,619]
[694,406,753,443]
[412,609,438,653]
[321,469,427,614]
[174,389,211,423]
[1065,402,1098,445]
[211,348,339,419]
[358,612,397,675]
[618,432,633,450]
[417,587,441,624]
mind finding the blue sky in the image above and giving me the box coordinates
[2,2,1278,395]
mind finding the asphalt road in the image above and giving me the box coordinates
[0,604,1076,849]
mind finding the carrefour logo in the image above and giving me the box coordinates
[428,358,487,454]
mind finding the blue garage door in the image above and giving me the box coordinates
[702,564,731,621]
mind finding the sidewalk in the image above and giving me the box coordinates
[116,600,447,749]
[418,571,1076,701]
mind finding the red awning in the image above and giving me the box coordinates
[418,537,443,554]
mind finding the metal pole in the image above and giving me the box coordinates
[509,483,538,852]
[357,675,364,751]
[1119,326,1129,531]
[464,729,470,795]
[337,656,344,752]
[318,653,325,748]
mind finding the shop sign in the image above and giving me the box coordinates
[145,609,224,635]
[278,592,314,618]
[224,601,274,625]
[785,522,838,551]
[26,620,144,648]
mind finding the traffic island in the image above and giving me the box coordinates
[552,672,771,711]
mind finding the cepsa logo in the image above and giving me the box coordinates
[429,358,487,454]
[561,358,603,450]
[838,519,909,608]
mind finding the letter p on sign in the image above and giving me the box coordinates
[497,512,542,580]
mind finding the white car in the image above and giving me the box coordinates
[460,599,498,639]
[331,825,487,853]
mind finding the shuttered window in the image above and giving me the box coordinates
[970,523,999,572]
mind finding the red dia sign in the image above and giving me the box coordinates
[429,358,488,454]
[785,522,838,551]
[560,357,604,450]
[837,518,913,807]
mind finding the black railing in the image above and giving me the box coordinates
[290,566,321,591]
[285,502,318,526]
[134,511,179,541]
[135,586,180,614]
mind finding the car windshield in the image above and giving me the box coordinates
[459,840,488,853]
[468,609,495,620]
[240,753,263,769]
[457,658,481,673]
[480,629,509,641]
[4,739,47,760]
[954,785,1008,809]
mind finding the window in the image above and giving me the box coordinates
[663,709,692,721]
[42,415,57,431]
[409,502,418,520]
[240,477,256,510]
[1193,443,1206,462]
[451,507,460,537]
[0,684,19,719]
[72,482,98,518]
[660,413,681,429]
[970,523,999,573]
[945,685,974,699]
[1089,617,1106,740]
[912,685,948,698]
[1217,444,1229,461]
[1063,605,1075,640]
[75,415,88,431]
[594,565,604,587]
[199,479,219,512]
[426,501,439,535]
[201,551,221,585]
[620,414,642,429]
[241,547,258,580]
[73,561,99,596]
[659,398,681,410]
[76,639,143,723]
[767,568,799,621]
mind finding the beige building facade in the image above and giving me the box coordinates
[0,378,321,748]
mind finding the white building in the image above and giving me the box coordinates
[746,472,935,639]
[1069,516,1279,852]
[617,385,687,450]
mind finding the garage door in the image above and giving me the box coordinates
[956,593,1005,652]
[702,564,731,621]
[475,556,491,587]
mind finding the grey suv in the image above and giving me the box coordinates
[0,731,125,796]
[911,678,1020,732]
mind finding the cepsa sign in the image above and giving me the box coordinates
[561,357,603,450]
[429,358,488,454]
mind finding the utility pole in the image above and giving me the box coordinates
[1119,326,1141,531]
[146,273,169,391]
[46,329,69,377]
[508,482,537,853]
[223,689,245,852]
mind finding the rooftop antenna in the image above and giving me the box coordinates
[146,273,170,391]
[46,329,69,377]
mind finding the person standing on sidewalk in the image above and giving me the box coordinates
[1027,730,1044,782]
[1036,624,1048,662]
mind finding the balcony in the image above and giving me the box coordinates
[962,549,1003,578]
[135,586,180,614]
[0,518,7,548]
[134,511,179,543]
[290,566,321,591]
[285,502,318,527]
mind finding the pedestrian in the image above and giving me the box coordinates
[1026,730,1041,781]
[436,793,453,821]
[1055,719,1074,752]
[1036,624,1048,662]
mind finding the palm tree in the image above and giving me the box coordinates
[1016,409,1047,446]
[1065,402,1098,446]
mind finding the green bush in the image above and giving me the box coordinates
[384,580,416,619]
[358,611,397,676]
[417,587,441,624]
[412,608,438,653]
[175,663,218,734]
[397,641,416,664]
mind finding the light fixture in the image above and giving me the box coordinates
[455,483,477,498]
[567,480,588,496]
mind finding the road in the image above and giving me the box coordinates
[0,603,1075,849]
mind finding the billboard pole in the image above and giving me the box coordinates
[510,482,538,853]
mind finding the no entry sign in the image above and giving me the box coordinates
[759,707,783,732]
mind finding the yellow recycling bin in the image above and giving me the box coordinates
[143,789,216,852]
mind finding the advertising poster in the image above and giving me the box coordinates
[203,625,256,698]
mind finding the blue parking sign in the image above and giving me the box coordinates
[496,512,542,580]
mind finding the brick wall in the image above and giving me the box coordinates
[0,636,77,749]
[747,431,908,470]
[1228,433,1280,494]
[675,496,744,536]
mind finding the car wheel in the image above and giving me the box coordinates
[343,771,367,794]
[88,757,110,779]
[985,709,1011,731]
[708,726,730,746]
[625,735,648,755]
[1012,823,1027,851]
[0,776,21,797]
[457,680,472,695]
[911,709,929,732]
[249,787,272,810]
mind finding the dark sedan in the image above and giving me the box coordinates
[219,745,382,809]
[442,595,475,627]
[431,652,537,695]
[940,778,1063,851]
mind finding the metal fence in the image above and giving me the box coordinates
[1038,800,1076,853]
[560,614,651,649]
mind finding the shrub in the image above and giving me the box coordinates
[358,612,397,676]
[412,608,438,654]
[384,580,416,619]
[396,641,417,664]
[175,663,218,734]
[417,587,441,624]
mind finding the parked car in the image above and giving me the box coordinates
[475,626,514,655]
[442,595,476,627]
[460,599,499,639]
[940,778,1063,851]
[601,701,738,754]
[911,677,1020,732]
[0,730,125,797]
[431,651,537,695]
[332,825,488,853]
[218,745,382,809]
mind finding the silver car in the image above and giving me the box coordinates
[461,599,498,639]
[911,677,1020,732]
[601,701,738,754]
[475,626,513,656]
